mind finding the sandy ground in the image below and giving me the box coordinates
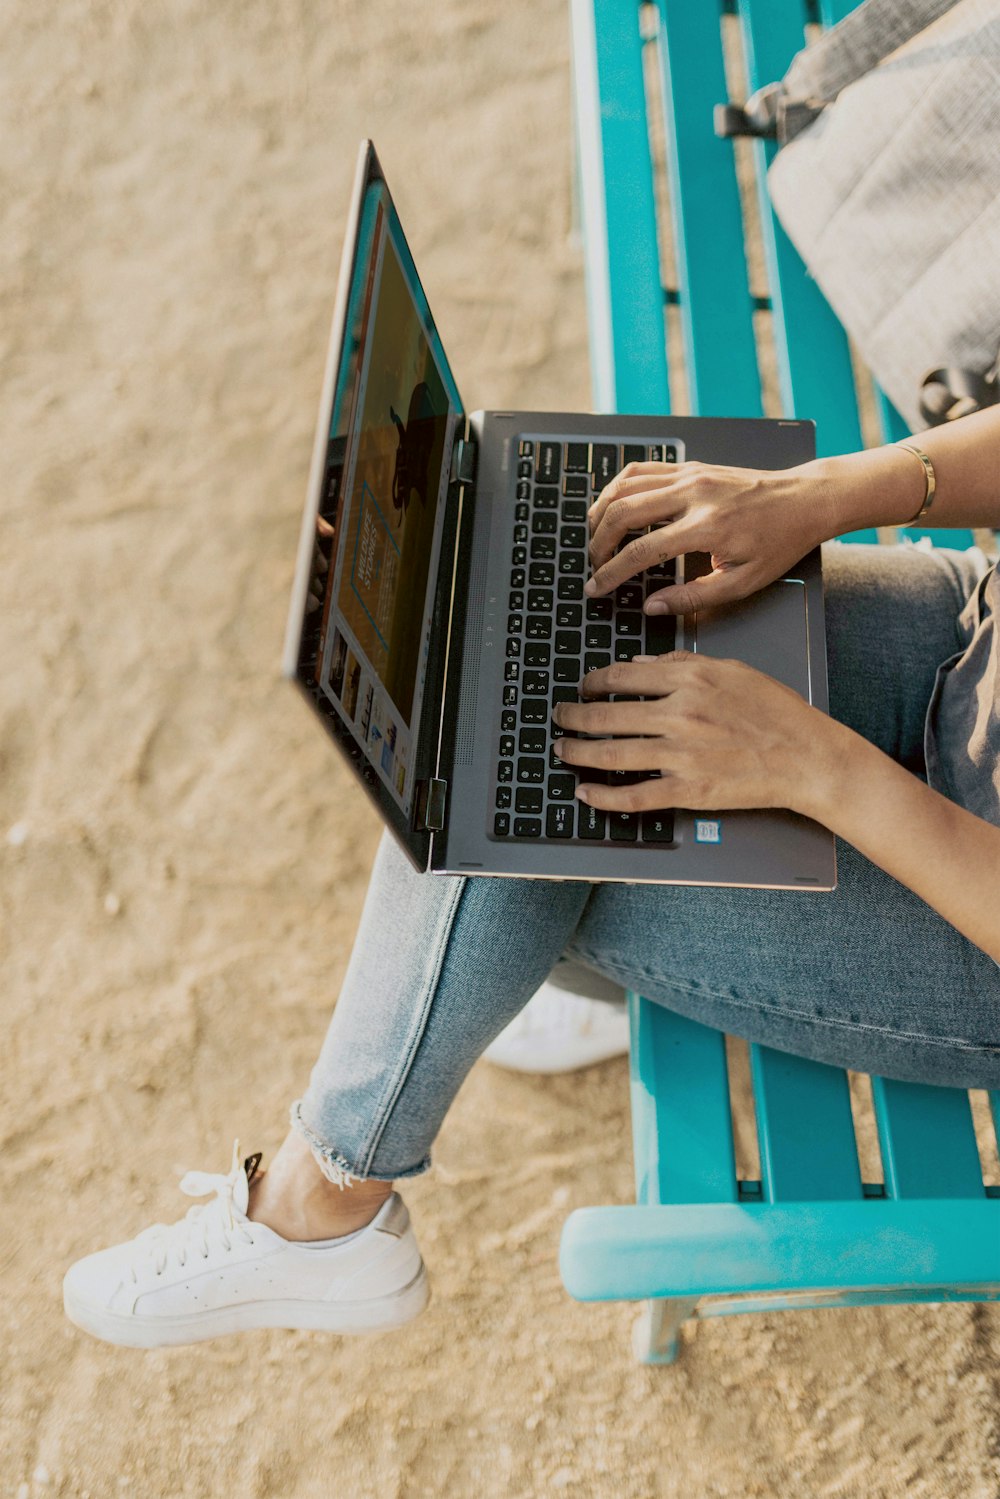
[3,2,1000,1496]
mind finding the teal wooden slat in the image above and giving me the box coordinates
[572,0,670,414]
[560,1199,1000,1302]
[629,995,738,1205]
[992,1091,1000,1141]
[871,1077,985,1198]
[656,0,762,417]
[749,1044,863,1201]
[737,0,865,458]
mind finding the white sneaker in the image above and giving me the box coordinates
[483,983,630,1074]
[62,1142,429,1349]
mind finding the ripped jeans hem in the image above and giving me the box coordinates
[289,1099,432,1185]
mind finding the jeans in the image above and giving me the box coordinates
[291,542,1000,1183]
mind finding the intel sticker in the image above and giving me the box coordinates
[694,819,722,844]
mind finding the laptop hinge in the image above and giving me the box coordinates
[449,436,477,487]
[416,777,448,831]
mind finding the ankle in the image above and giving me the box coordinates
[247,1131,394,1242]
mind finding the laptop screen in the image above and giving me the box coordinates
[288,145,463,832]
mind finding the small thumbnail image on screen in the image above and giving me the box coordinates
[342,648,362,722]
[329,628,348,701]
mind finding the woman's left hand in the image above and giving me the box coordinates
[551,650,839,819]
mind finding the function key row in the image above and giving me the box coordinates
[519,439,678,491]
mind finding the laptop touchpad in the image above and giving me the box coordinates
[692,579,811,700]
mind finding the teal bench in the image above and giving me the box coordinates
[560,0,1000,1364]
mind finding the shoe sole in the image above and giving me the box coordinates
[63,1262,430,1349]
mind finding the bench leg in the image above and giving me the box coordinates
[631,1297,699,1365]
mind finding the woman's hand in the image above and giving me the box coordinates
[586,459,841,614]
[551,650,840,818]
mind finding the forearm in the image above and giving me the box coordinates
[801,722,1000,963]
[799,405,1000,535]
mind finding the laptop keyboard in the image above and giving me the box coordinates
[492,436,680,848]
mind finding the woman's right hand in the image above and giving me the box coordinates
[585,457,851,614]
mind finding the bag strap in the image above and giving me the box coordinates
[783,0,959,107]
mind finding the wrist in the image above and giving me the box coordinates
[793,446,928,536]
[789,715,875,825]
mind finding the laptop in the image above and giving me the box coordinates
[283,141,836,891]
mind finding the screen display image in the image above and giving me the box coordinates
[295,157,461,821]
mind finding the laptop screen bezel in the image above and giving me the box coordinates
[282,140,465,872]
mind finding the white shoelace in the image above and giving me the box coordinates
[130,1140,256,1281]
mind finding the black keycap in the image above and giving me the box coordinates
[617,612,643,638]
[564,442,590,473]
[561,499,587,522]
[534,486,559,509]
[578,803,607,839]
[546,804,574,839]
[585,652,611,673]
[505,641,520,662]
[515,787,543,814]
[559,552,585,575]
[520,699,547,724]
[537,442,561,483]
[513,523,528,544]
[585,624,612,650]
[615,638,642,663]
[554,656,581,683]
[547,774,577,802]
[552,686,579,706]
[522,669,550,694]
[501,709,517,731]
[531,536,556,560]
[519,728,546,754]
[512,545,526,566]
[502,686,518,706]
[527,590,553,613]
[648,444,664,462]
[664,444,677,463]
[516,480,530,501]
[532,511,557,535]
[515,502,529,521]
[623,444,645,466]
[591,444,619,487]
[498,760,513,782]
[615,582,643,609]
[511,567,525,589]
[548,742,564,770]
[517,459,532,479]
[557,577,584,599]
[586,597,613,621]
[641,810,674,843]
[610,812,639,841]
[525,616,552,640]
[645,612,676,656]
[529,562,555,586]
[647,558,676,581]
[516,759,546,784]
[504,659,519,680]
[562,475,589,498]
[556,603,582,628]
[554,630,582,656]
[496,785,512,809]
[507,614,522,634]
[509,590,524,610]
[514,817,542,838]
[560,525,587,548]
[524,642,550,667]
[494,813,511,837]
[499,734,515,757]
[518,439,534,457]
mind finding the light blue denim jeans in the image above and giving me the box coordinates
[291,542,1000,1183]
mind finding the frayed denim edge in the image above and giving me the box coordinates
[288,1100,431,1186]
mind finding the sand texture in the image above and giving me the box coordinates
[3,2,1000,1495]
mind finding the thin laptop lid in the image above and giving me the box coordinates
[284,141,464,869]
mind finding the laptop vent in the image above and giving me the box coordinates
[453,542,490,767]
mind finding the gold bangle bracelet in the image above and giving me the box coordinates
[892,441,936,525]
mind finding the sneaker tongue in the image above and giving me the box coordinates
[243,1151,263,1187]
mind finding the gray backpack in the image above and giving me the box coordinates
[716,0,1000,429]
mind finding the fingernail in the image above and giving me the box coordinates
[583,579,597,596]
[645,601,668,614]
[576,786,590,803]
[552,738,564,756]
[633,655,655,662]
